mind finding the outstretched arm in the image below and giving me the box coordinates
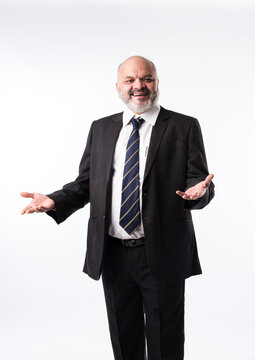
[176,118,215,209]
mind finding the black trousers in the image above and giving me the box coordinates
[102,237,185,360]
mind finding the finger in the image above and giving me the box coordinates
[203,174,214,187]
[176,190,186,196]
[187,193,202,200]
[26,209,35,214]
[193,193,201,199]
[21,205,32,215]
[26,207,38,214]
[177,190,202,200]
[177,190,194,200]
[182,194,191,200]
[20,192,35,199]
[176,192,186,199]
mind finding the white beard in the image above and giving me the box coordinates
[119,90,159,114]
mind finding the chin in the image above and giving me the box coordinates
[126,99,154,114]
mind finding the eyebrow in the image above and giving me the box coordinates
[124,74,154,79]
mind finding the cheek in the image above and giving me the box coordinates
[145,83,156,94]
[150,84,157,93]
[121,86,132,95]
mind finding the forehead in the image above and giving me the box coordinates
[118,59,156,79]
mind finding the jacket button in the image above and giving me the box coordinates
[143,193,147,196]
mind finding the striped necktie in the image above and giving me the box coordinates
[119,117,144,235]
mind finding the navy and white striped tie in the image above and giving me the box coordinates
[119,117,144,235]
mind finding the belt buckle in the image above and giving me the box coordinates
[121,238,144,247]
[121,239,136,247]
[129,239,137,247]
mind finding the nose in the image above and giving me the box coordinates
[133,78,143,89]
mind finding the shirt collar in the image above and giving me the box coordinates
[123,102,160,127]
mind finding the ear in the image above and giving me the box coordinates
[116,82,121,98]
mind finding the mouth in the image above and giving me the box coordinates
[131,94,148,97]
[130,90,150,99]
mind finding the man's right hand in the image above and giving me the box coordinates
[20,192,55,215]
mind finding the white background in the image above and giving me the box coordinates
[1,0,255,359]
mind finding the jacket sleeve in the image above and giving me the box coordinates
[46,122,93,224]
[184,118,215,210]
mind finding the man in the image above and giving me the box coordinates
[21,56,214,360]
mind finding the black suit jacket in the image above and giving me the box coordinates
[47,106,214,281]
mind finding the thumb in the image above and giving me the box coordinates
[203,174,214,187]
[20,192,35,199]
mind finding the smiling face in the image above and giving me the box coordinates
[116,56,159,114]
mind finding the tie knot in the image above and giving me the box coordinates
[131,117,144,129]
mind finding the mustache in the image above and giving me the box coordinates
[129,88,150,96]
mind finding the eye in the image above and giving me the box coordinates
[143,77,154,83]
[125,79,134,84]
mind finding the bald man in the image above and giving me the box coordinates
[21,56,214,360]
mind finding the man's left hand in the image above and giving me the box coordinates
[176,174,214,200]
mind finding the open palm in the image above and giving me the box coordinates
[20,192,55,214]
[176,174,214,200]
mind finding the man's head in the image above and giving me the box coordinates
[116,56,159,114]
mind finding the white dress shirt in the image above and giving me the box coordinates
[108,103,161,239]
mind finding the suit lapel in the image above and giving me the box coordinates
[143,107,170,181]
[103,113,123,180]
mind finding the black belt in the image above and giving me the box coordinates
[109,236,145,247]
[121,237,145,247]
